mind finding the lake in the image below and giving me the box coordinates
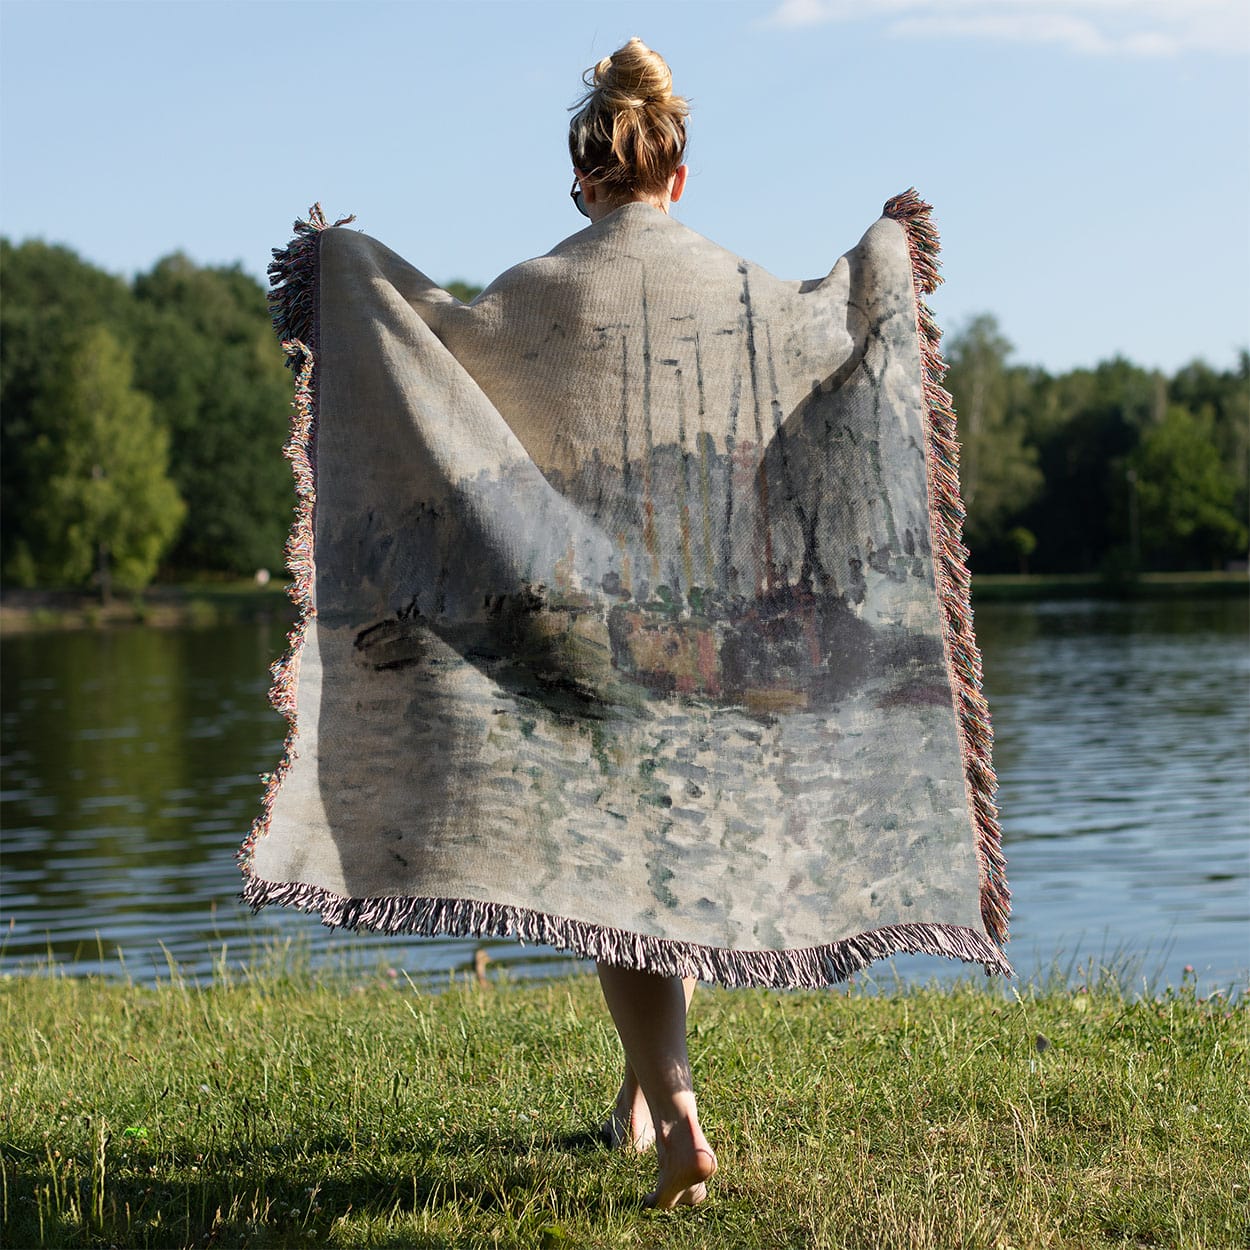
[2,596,1246,994]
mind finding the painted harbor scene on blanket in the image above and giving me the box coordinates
[235,197,1008,984]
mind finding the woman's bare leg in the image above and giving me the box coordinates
[603,1057,654,1151]
[596,964,716,1208]
[602,978,696,1152]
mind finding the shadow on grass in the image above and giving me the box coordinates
[3,1125,636,1250]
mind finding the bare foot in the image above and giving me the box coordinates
[644,1117,717,1210]
[602,1079,655,1151]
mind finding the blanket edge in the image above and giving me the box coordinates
[883,188,1011,947]
[237,205,353,876]
[240,873,1013,986]
[238,198,1014,986]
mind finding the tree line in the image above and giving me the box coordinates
[945,315,1247,576]
[1,238,1246,594]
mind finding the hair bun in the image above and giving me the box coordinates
[594,36,673,109]
[569,38,688,197]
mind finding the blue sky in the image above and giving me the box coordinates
[2,0,1246,374]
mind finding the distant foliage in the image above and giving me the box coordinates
[1,240,139,584]
[942,315,1044,556]
[942,317,1248,574]
[16,326,184,593]
[130,255,293,575]
[445,280,483,304]
[0,238,1244,587]
[1130,406,1246,569]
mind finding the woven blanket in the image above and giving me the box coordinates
[239,192,1011,987]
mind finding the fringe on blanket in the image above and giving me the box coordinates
[237,206,353,876]
[884,189,1010,948]
[238,198,1013,986]
[240,875,1012,986]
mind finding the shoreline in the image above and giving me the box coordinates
[968,569,1248,601]
[1,571,1245,634]
[0,581,294,634]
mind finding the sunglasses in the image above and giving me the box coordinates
[570,177,589,219]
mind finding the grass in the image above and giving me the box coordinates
[1,960,1246,1249]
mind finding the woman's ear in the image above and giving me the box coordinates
[575,169,599,206]
[669,165,688,203]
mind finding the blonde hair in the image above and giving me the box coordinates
[568,38,688,198]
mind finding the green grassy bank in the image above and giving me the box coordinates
[969,570,1248,602]
[0,570,1245,633]
[0,582,293,634]
[2,968,1245,1249]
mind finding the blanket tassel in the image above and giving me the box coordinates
[884,188,1011,949]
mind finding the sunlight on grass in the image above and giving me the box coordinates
[2,952,1245,1248]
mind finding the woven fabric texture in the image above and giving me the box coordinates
[240,196,1011,987]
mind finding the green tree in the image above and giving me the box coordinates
[943,315,1043,564]
[23,327,185,595]
[1020,357,1162,573]
[131,256,293,574]
[1006,526,1037,574]
[1,239,139,580]
[1169,353,1250,540]
[1129,405,1246,570]
[445,280,483,303]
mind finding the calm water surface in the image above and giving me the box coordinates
[2,597,1246,991]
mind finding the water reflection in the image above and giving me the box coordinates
[969,596,1249,992]
[0,623,580,985]
[1,596,1246,991]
